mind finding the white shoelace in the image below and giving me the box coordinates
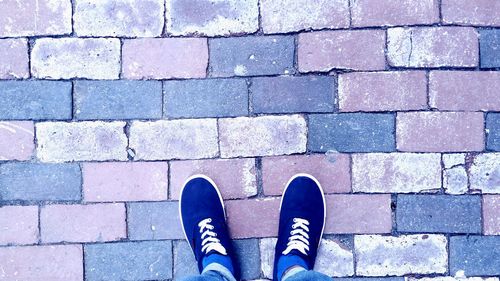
[282,218,310,255]
[198,218,227,255]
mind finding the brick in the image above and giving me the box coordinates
[443,165,468,194]
[36,121,128,162]
[0,163,81,201]
[85,241,172,280]
[397,112,484,152]
[351,0,439,27]
[387,27,479,68]
[397,195,482,233]
[352,153,441,193]
[481,29,500,68]
[0,205,38,245]
[337,278,404,281]
[315,238,354,277]
[219,115,307,158]
[298,30,386,72]
[173,240,198,280]
[226,198,280,238]
[170,158,257,200]
[0,0,71,37]
[259,238,277,279]
[41,203,126,243]
[429,71,500,111]
[355,235,447,276]
[0,81,71,120]
[308,113,395,153]
[0,121,34,161]
[484,195,500,235]
[0,39,29,79]
[164,78,248,118]
[74,80,162,120]
[260,0,349,33]
[407,278,498,281]
[442,0,500,26]
[339,71,427,112]
[325,195,392,234]
[129,119,218,160]
[487,113,500,151]
[251,76,335,114]
[74,0,164,37]
[166,0,258,36]
[210,36,295,77]
[262,154,351,196]
[469,153,500,193]
[31,38,121,80]
[234,239,261,280]
[128,201,184,240]
[0,245,82,280]
[450,236,500,276]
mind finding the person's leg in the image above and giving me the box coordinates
[273,173,333,281]
[179,175,239,281]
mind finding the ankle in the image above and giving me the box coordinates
[282,265,306,281]
[276,255,308,281]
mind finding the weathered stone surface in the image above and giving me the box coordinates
[128,201,184,240]
[314,239,354,277]
[469,153,500,193]
[219,115,307,158]
[234,239,261,280]
[299,30,386,72]
[355,235,448,276]
[0,121,34,161]
[352,153,441,193]
[170,158,257,199]
[260,0,349,33]
[484,195,500,235]
[0,0,72,37]
[407,277,499,281]
[166,0,259,36]
[226,198,280,238]
[443,153,468,194]
[129,119,218,160]
[450,236,500,276]
[259,237,277,279]
[339,71,427,112]
[0,205,38,245]
[442,0,500,26]
[36,121,128,162]
[387,27,479,67]
[173,240,198,280]
[74,0,164,37]
[31,38,121,79]
[0,163,81,201]
[0,39,29,79]
[487,113,500,151]
[480,29,500,68]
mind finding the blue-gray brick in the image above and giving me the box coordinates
[209,36,295,77]
[486,113,500,151]
[234,239,260,280]
[173,240,198,281]
[74,80,162,120]
[0,163,81,201]
[85,241,172,280]
[308,113,395,152]
[164,78,248,118]
[251,76,335,114]
[480,29,500,68]
[127,201,183,240]
[397,195,482,233]
[450,236,500,276]
[336,278,404,281]
[0,81,71,120]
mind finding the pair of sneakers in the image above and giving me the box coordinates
[179,173,326,281]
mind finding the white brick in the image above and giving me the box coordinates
[470,153,500,194]
[314,239,354,277]
[406,277,499,281]
[259,238,277,279]
[444,167,468,194]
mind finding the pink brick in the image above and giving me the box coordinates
[0,121,34,161]
[0,206,38,245]
[40,203,126,243]
[351,0,439,27]
[339,71,427,112]
[298,30,386,72]
[388,27,479,68]
[0,245,83,280]
[430,71,500,111]
[442,0,500,26]
[325,194,392,234]
[123,38,208,79]
[483,195,500,235]
[0,0,72,37]
[261,154,351,196]
[83,162,168,202]
[170,158,257,200]
[226,198,280,238]
[397,112,484,152]
[0,39,29,79]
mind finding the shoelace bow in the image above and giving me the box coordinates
[198,218,227,255]
[282,218,310,255]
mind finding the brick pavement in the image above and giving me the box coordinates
[0,0,499,280]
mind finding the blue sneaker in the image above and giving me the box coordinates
[179,175,240,280]
[273,173,326,281]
